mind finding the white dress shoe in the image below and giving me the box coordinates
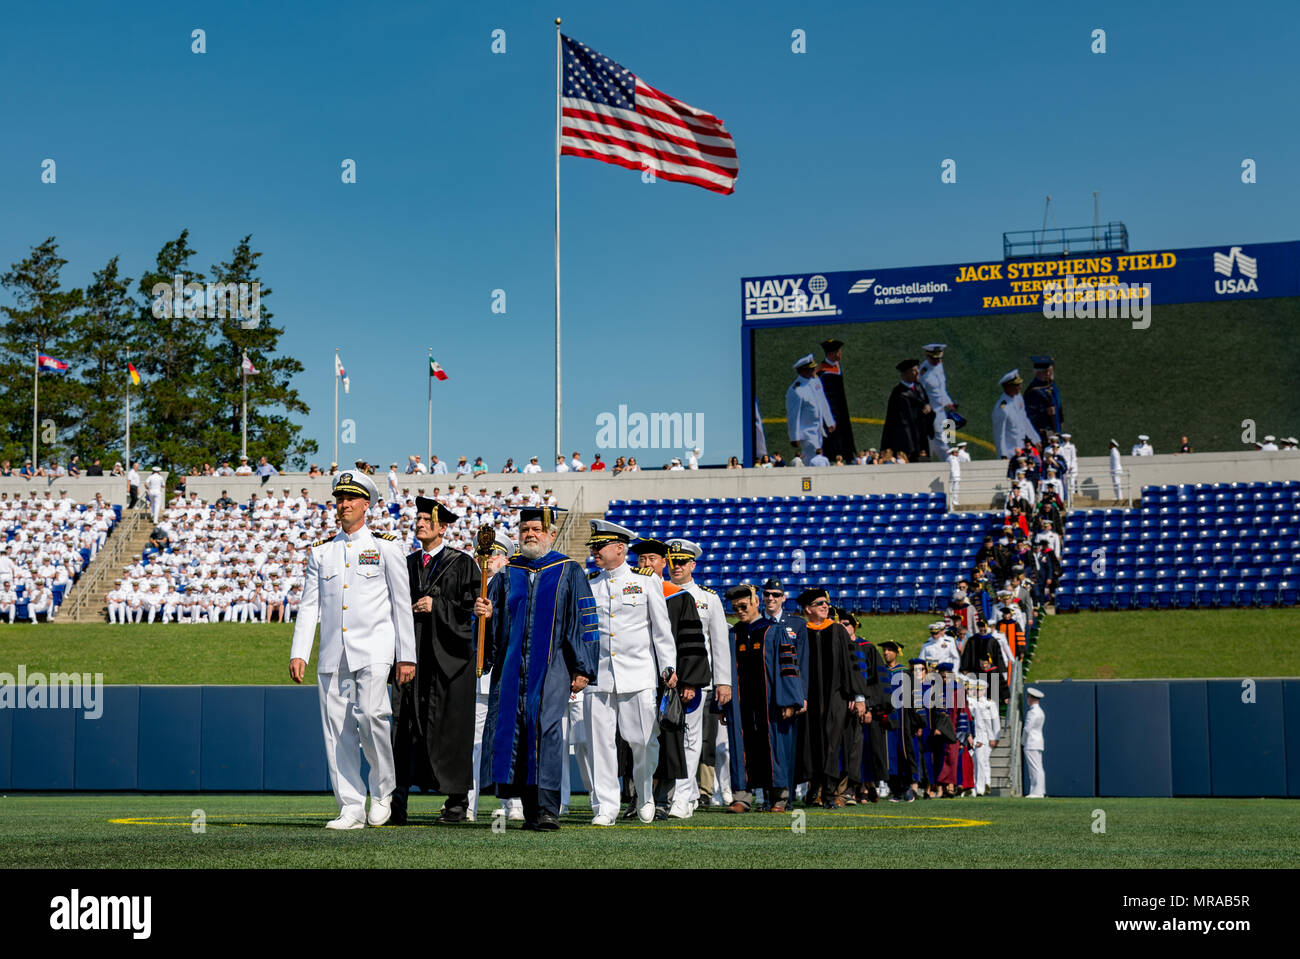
[638,801,655,823]
[507,805,525,821]
[591,814,616,826]
[326,812,366,830]
[668,803,692,820]
[367,796,392,826]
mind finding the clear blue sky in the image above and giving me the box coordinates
[3,0,1296,468]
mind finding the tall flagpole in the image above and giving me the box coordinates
[32,350,38,470]
[333,348,340,468]
[241,351,248,460]
[125,362,131,469]
[427,347,433,467]
[554,17,563,463]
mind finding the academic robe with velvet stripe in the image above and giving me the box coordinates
[655,585,709,780]
[725,617,803,792]
[817,361,855,461]
[795,620,869,784]
[392,545,479,795]
[876,664,919,779]
[479,551,599,792]
[848,634,887,784]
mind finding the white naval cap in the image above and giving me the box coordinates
[1059,432,1071,438]
[492,530,516,555]
[1138,434,1150,441]
[923,342,947,353]
[587,518,636,547]
[1263,435,1276,442]
[332,469,378,505]
[999,369,1022,385]
[1110,438,1119,446]
[928,622,945,632]
[793,353,817,371]
[666,538,702,561]
[1027,687,1045,699]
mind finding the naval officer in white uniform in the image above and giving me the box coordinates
[1024,686,1047,798]
[786,354,837,464]
[290,470,416,829]
[991,370,1041,459]
[584,519,676,825]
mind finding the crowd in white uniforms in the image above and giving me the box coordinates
[104,484,559,624]
[0,490,115,623]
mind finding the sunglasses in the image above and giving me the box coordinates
[763,591,783,597]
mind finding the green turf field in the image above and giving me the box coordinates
[1,793,1295,868]
[1,609,1294,684]
[1025,607,1300,680]
[752,297,1300,460]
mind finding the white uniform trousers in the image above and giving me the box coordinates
[317,652,396,818]
[1,604,14,623]
[1025,748,1045,797]
[973,741,991,794]
[712,720,732,805]
[562,690,594,811]
[586,688,658,818]
[670,696,707,814]
[469,690,520,820]
[1111,472,1123,500]
[109,602,125,624]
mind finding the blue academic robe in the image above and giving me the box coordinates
[725,617,803,792]
[878,664,916,778]
[479,551,599,792]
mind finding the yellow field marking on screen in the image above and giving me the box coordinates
[110,811,990,831]
[762,417,996,453]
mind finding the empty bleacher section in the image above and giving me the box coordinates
[603,492,998,613]
[0,492,121,622]
[1054,481,1300,611]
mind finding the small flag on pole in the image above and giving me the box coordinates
[429,358,449,381]
[128,362,141,385]
[560,35,739,195]
[37,354,69,372]
[241,354,258,376]
[335,353,349,394]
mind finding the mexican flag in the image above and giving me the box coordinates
[429,358,448,381]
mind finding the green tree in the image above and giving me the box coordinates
[0,237,83,468]
[206,235,317,469]
[131,230,216,471]
[71,256,136,466]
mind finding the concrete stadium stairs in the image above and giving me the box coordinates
[59,506,156,622]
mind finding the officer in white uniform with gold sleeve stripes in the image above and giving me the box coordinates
[290,470,417,829]
[583,519,676,825]
[664,538,732,818]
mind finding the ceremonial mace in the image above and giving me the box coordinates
[474,524,496,678]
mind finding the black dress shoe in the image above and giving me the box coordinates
[621,804,638,820]
[521,820,540,831]
[437,805,467,823]
[536,811,560,830]
[653,806,669,821]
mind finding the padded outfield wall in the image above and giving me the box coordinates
[2,681,1299,797]
[742,241,1300,464]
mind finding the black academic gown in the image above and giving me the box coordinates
[880,381,934,461]
[392,545,480,806]
[818,363,855,460]
[847,637,886,786]
[795,621,869,790]
[654,586,710,781]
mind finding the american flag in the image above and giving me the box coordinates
[561,35,738,195]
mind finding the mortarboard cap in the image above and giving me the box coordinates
[895,358,919,373]
[724,583,757,602]
[520,506,566,531]
[629,537,668,557]
[415,496,458,524]
[796,587,829,607]
[1031,355,1054,369]
[878,641,902,653]
[820,338,845,353]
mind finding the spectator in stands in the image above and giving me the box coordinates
[0,578,16,623]
[727,456,741,470]
[430,455,448,475]
[1258,435,1279,452]
[29,580,54,622]
[328,462,338,475]
[1177,435,1193,454]
[234,456,253,475]
[1282,437,1299,452]
[612,456,626,474]
[126,462,141,506]
[148,525,170,553]
[472,456,488,476]
[111,461,124,476]
[453,456,469,475]
[0,460,12,476]
[216,460,235,476]
[522,456,542,474]
[808,448,830,467]
[570,451,586,472]
[669,457,685,471]
[502,458,517,474]
[1131,434,1154,456]
[86,458,104,476]
[590,454,606,472]
[307,464,322,476]
[67,455,81,477]
[624,458,640,473]
[771,452,785,467]
[1109,439,1124,499]
[554,455,569,473]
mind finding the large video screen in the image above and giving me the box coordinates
[751,296,1300,461]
